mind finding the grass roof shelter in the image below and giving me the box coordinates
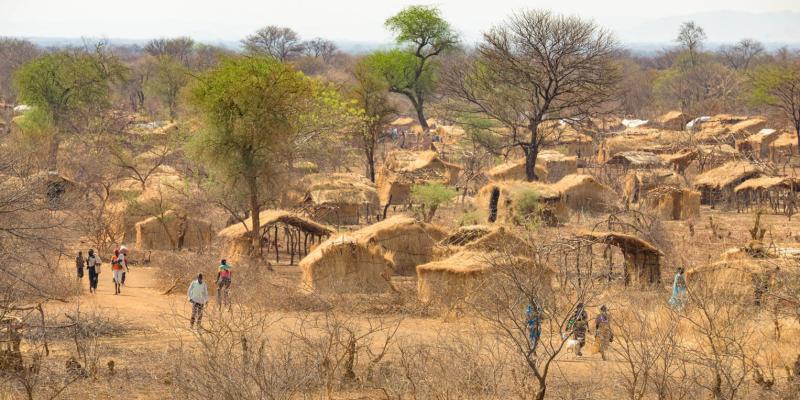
[376,150,461,206]
[623,169,686,204]
[416,251,553,305]
[485,150,576,183]
[694,160,763,207]
[642,186,701,221]
[736,129,781,160]
[439,225,531,255]
[606,151,667,170]
[647,111,693,131]
[217,210,333,265]
[299,235,395,294]
[134,210,213,251]
[692,115,768,146]
[597,129,685,163]
[350,215,447,275]
[299,173,380,226]
[734,176,800,215]
[550,174,617,213]
[476,181,567,225]
[578,231,663,286]
[768,132,798,163]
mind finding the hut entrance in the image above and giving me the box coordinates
[488,188,500,223]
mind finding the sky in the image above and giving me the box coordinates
[1,0,798,45]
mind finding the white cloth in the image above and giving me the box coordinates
[87,255,101,273]
[113,269,124,284]
[187,280,209,305]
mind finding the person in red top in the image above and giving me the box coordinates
[216,259,232,309]
[111,249,128,295]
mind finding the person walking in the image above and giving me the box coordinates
[526,302,542,351]
[669,267,688,309]
[594,305,613,361]
[216,259,232,309]
[188,274,209,329]
[111,249,128,295]
[119,245,129,286]
[86,249,101,294]
[568,303,589,356]
[75,251,85,281]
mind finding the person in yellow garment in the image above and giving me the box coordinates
[187,274,209,329]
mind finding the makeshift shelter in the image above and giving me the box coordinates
[486,151,576,183]
[486,159,547,182]
[694,161,762,206]
[623,169,686,204]
[217,210,334,265]
[642,187,701,220]
[734,176,800,214]
[376,150,461,205]
[648,111,693,131]
[579,231,663,286]
[661,150,697,174]
[476,181,567,225]
[299,235,394,294]
[768,132,798,162]
[298,173,380,225]
[551,174,617,213]
[736,129,780,160]
[692,115,768,145]
[439,225,530,254]
[416,251,552,305]
[350,215,447,275]
[597,128,686,162]
[606,151,667,170]
[134,211,213,251]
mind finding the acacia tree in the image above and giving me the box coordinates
[145,55,189,121]
[13,46,123,173]
[349,58,396,182]
[189,57,347,255]
[144,37,195,65]
[751,60,800,145]
[443,10,620,181]
[242,26,305,62]
[376,5,457,130]
[304,38,338,64]
[676,21,706,67]
[720,38,765,71]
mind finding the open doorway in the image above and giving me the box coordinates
[488,188,500,223]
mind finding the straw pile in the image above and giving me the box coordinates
[299,235,394,294]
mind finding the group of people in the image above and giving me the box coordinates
[186,259,234,329]
[75,246,129,294]
[526,302,613,360]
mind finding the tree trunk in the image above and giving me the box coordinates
[535,381,546,400]
[425,204,438,222]
[246,174,261,258]
[412,97,428,131]
[47,133,61,173]
[366,147,376,182]
[524,145,540,182]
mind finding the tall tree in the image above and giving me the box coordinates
[751,60,800,146]
[720,38,765,71]
[380,5,457,130]
[13,47,123,172]
[349,58,396,182]
[145,56,188,121]
[0,38,39,103]
[242,26,305,62]
[676,21,706,67]
[304,38,338,64]
[144,37,195,65]
[188,56,346,255]
[443,10,620,181]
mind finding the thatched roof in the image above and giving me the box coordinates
[300,173,379,206]
[481,180,562,202]
[416,251,544,275]
[734,176,800,193]
[770,132,797,151]
[742,129,780,145]
[578,231,662,256]
[352,215,447,242]
[606,151,667,168]
[401,151,461,173]
[550,174,609,193]
[440,225,493,246]
[218,209,333,239]
[390,117,415,126]
[694,161,762,190]
[486,159,546,181]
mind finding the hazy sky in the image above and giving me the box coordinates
[1,0,798,44]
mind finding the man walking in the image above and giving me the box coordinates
[75,251,85,281]
[187,274,209,329]
[86,249,101,294]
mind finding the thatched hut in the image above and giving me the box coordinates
[134,211,213,251]
[299,235,394,294]
[376,150,461,205]
[693,161,762,206]
[736,129,780,160]
[579,231,662,286]
[416,251,552,305]
[597,129,685,162]
[606,151,667,170]
[550,174,617,213]
[734,176,800,214]
[217,210,334,265]
[642,187,701,220]
[768,132,798,162]
[486,151,576,183]
[692,115,768,145]
[299,173,380,225]
[486,160,547,182]
[350,215,447,275]
[648,111,693,131]
[623,169,686,204]
[440,225,530,254]
[476,181,567,225]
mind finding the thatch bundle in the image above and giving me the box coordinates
[299,235,394,294]
[299,173,380,225]
[217,209,333,264]
[694,160,762,205]
[623,169,686,204]
[550,174,617,213]
[579,231,662,286]
[648,111,693,131]
[376,150,461,205]
[350,215,447,275]
[643,187,701,220]
[475,180,567,225]
[134,210,213,251]
[416,251,552,305]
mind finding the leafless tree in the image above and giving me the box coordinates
[676,21,706,67]
[0,38,40,104]
[442,10,620,181]
[242,26,305,62]
[720,39,765,71]
[304,38,338,64]
[143,37,195,65]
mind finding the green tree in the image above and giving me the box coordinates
[13,48,123,172]
[349,58,396,182]
[751,61,800,145]
[411,182,456,222]
[380,5,458,130]
[676,21,706,67]
[188,56,347,255]
[146,56,189,121]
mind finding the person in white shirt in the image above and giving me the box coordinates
[187,274,209,328]
[86,249,101,294]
